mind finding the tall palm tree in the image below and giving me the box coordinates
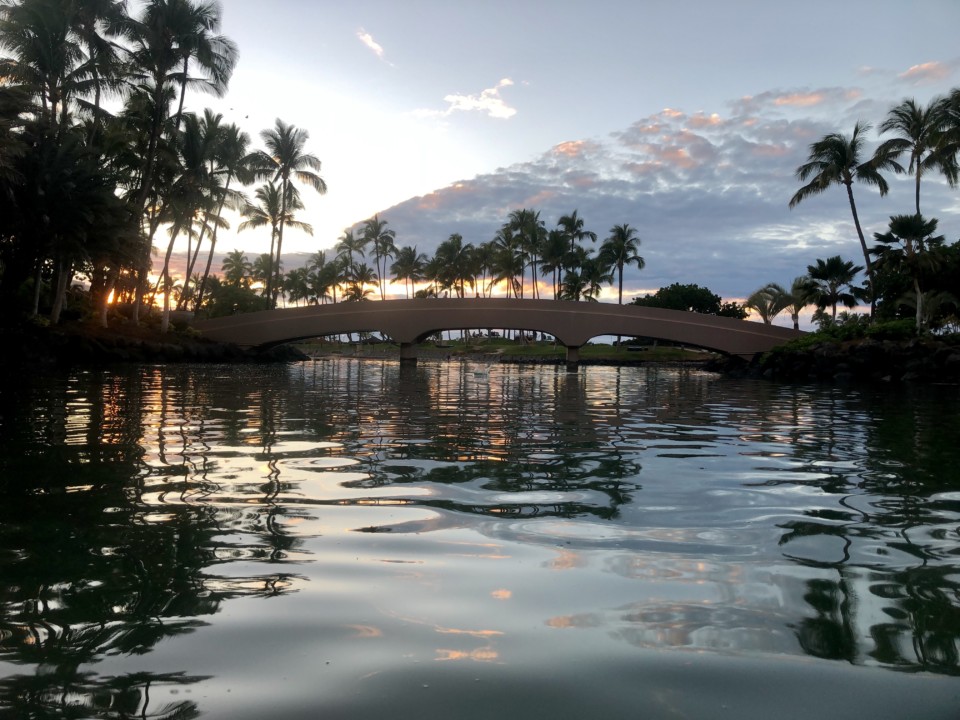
[220,248,251,287]
[434,233,475,298]
[165,0,237,132]
[507,209,546,298]
[238,181,311,304]
[876,97,951,216]
[194,119,253,312]
[539,229,568,300]
[252,118,326,307]
[598,223,645,305]
[789,121,898,312]
[806,256,864,320]
[557,210,597,255]
[343,262,376,302]
[390,245,427,298]
[363,214,396,299]
[491,226,523,298]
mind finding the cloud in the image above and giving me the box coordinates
[357,28,387,62]
[415,78,517,120]
[898,61,951,84]
[369,80,957,302]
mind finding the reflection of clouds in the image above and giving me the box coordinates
[548,601,797,655]
[436,646,499,662]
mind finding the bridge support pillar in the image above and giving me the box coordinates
[399,342,418,365]
[565,345,581,372]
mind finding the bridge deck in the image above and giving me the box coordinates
[194,298,800,362]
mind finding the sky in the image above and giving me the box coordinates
[185,0,960,309]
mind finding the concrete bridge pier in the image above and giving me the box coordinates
[565,345,581,373]
[399,342,418,365]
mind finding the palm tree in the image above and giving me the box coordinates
[789,121,897,312]
[334,227,365,267]
[786,276,817,331]
[166,0,238,132]
[539,229,568,300]
[252,119,326,307]
[221,248,251,288]
[598,223,645,305]
[390,245,427,298]
[507,209,546,298]
[745,283,791,324]
[194,119,253,312]
[363,215,396,299]
[491,226,523,298]
[343,262,376,302]
[432,233,475,298]
[806,256,865,320]
[238,181,312,305]
[871,213,945,331]
[876,97,952,216]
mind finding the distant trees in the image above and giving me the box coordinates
[632,283,747,318]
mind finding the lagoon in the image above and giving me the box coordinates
[1,360,958,719]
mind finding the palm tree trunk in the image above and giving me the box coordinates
[159,225,183,333]
[844,181,876,316]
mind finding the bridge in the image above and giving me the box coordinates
[193,298,801,369]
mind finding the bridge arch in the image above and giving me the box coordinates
[194,298,800,368]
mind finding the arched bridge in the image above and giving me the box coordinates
[194,298,800,368]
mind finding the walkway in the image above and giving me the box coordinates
[193,298,800,369]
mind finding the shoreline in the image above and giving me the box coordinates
[4,321,958,384]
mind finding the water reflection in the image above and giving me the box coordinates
[1,361,958,718]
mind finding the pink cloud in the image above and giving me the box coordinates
[899,61,951,84]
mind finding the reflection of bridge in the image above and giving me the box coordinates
[194,298,801,368]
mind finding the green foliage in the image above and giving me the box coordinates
[631,283,744,317]
[202,283,269,318]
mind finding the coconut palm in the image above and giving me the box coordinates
[193,119,253,312]
[507,209,546,298]
[221,249,251,288]
[343,262,376,302]
[557,210,597,255]
[598,223,645,305]
[238,181,312,304]
[540,229,569,300]
[334,228,366,268]
[252,119,326,307]
[440,233,476,298]
[390,245,428,298]
[875,97,952,216]
[363,215,396,299]
[789,121,898,312]
[806,256,865,320]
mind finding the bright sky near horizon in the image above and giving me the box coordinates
[188,0,960,309]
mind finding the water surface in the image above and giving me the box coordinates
[1,361,958,718]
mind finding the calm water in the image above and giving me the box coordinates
[1,360,959,719]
